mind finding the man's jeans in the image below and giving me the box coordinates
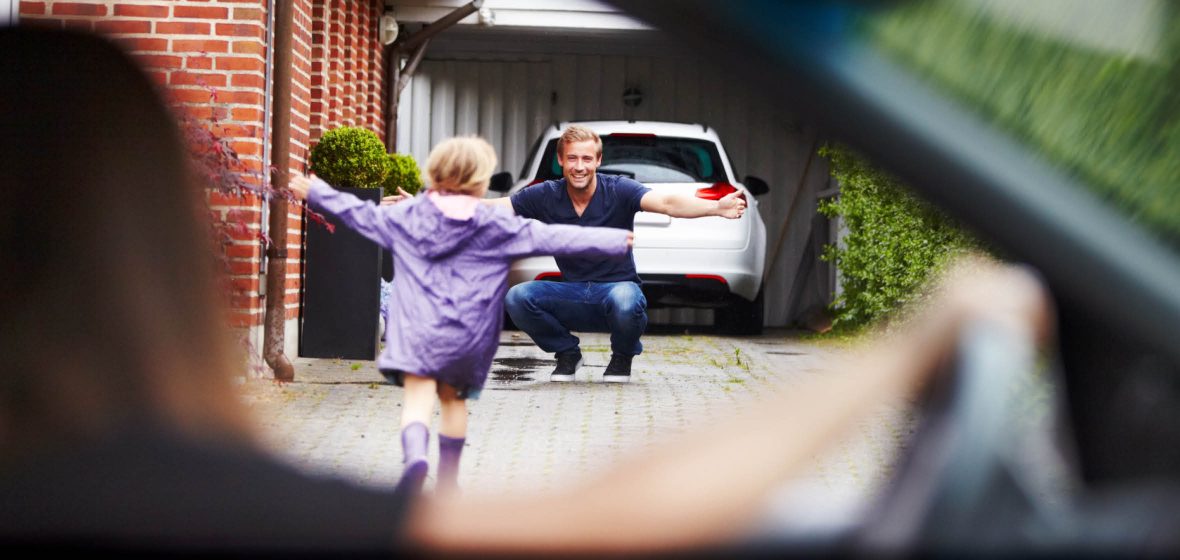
[505,281,647,356]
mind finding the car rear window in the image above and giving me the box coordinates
[534,135,729,184]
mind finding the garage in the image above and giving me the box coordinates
[386,0,836,329]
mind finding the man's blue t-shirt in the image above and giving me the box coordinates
[510,174,651,283]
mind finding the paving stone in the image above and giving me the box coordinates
[240,329,917,527]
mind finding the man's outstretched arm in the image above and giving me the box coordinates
[640,190,746,219]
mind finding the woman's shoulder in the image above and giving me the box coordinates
[0,428,410,549]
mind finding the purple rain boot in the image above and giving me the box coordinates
[395,422,429,494]
[436,434,465,495]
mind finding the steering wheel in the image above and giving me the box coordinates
[854,318,1078,554]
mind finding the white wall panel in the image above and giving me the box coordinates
[454,61,481,136]
[599,55,626,121]
[722,89,749,178]
[699,67,725,134]
[624,57,652,121]
[396,49,831,327]
[429,61,456,148]
[502,62,530,176]
[673,58,701,121]
[574,55,602,119]
[409,68,433,167]
[477,62,505,170]
[2,0,17,25]
[395,67,414,154]
[552,60,577,124]
[746,97,776,185]
[527,63,553,154]
[650,58,677,123]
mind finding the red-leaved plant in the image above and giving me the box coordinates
[172,76,331,375]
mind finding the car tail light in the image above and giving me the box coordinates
[527,178,545,186]
[535,272,562,281]
[695,182,746,202]
[686,274,728,285]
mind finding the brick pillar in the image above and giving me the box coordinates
[17,0,291,335]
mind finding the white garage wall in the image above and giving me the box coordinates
[394,50,832,328]
[2,0,18,26]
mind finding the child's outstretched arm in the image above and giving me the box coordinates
[288,172,313,201]
[500,220,633,260]
[289,172,396,249]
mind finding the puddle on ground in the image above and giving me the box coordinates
[491,371,534,382]
[489,357,550,383]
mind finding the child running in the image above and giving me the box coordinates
[289,137,632,495]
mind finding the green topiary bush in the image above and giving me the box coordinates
[818,145,980,331]
[382,152,423,197]
[308,126,391,189]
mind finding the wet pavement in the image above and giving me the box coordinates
[240,329,916,527]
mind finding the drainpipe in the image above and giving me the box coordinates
[386,38,430,151]
[263,0,295,381]
[258,0,274,366]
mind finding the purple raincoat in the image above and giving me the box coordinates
[308,178,630,396]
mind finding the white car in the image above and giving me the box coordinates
[489,121,769,334]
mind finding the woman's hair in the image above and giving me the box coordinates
[425,136,498,195]
[0,27,253,453]
[556,125,602,158]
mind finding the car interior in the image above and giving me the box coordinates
[612,0,1180,554]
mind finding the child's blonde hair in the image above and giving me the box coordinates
[425,136,498,195]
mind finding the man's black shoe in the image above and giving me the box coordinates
[550,350,583,382]
[602,353,632,383]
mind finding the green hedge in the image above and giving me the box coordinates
[382,152,423,197]
[819,145,978,330]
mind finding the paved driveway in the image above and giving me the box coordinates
[241,330,915,530]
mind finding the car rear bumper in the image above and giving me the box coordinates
[508,252,762,305]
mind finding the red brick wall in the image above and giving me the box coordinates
[309,0,385,140]
[19,0,389,333]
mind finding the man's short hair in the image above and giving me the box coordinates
[426,136,498,195]
[557,125,602,158]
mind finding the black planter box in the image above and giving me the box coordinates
[299,186,382,360]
